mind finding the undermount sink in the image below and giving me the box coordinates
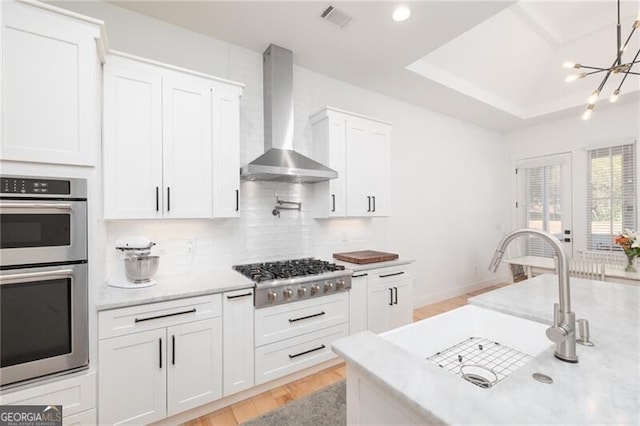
[382,305,552,388]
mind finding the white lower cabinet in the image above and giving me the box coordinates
[222,289,254,396]
[98,295,222,425]
[0,372,96,425]
[254,293,349,385]
[346,264,414,335]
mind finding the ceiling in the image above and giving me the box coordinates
[109,1,640,131]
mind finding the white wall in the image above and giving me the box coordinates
[55,1,510,306]
[505,101,640,255]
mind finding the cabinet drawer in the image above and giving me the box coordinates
[0,372,95,418]
[255,323,348,385]
[255,293,348,347]
[368,266,412,286]
[99,294,222,339]
[63,409,96,426]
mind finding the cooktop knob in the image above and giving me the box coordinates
[283,288,293,300]
[310,284,320,295]
[268,291,277,302]
[336,279,345,290]
[324,282,334,292]
[298,286,307,297]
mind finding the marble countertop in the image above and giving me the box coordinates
[333,257,414,272]
[332,274,639,424]
[95,267,254,311]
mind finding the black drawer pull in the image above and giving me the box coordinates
[379,271,405,278]
[135,308,196,323]
[289,311,326,323]
[227,292,253,300]
[172,335,176,365]
[352,273,368,278]
[289,344,326,359]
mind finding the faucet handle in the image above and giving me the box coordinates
[546,303,568,344]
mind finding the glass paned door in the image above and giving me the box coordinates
[516,153,572,257]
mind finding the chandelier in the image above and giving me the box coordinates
[563,0,640,120]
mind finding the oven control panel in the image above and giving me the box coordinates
[1,177,71,195]
[255,275,352,308]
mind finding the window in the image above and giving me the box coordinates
[587,142,636,251]
[516,153,571,258]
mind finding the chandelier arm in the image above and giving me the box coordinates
[578,65,609,71]
[584,69,608,77]
[613,49,640,92]
[619,26,636,57]
[616,0,621,65]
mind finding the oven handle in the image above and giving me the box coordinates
[0,203,73,210]
[0,268,75,283]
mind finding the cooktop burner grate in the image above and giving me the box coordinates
[233,258,346,283]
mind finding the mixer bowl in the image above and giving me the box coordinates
[124,256,159,283]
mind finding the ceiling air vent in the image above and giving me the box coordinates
[320,5,354,29]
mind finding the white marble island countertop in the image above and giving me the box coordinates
[95,267,254,311]
[332,274,639,424]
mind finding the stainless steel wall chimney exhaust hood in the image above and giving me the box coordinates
[240,44,337,183]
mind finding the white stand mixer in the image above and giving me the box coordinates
[107,236,159,289]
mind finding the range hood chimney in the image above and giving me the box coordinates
[240,44,337,183]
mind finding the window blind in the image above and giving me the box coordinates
[521,163,563,257]
[586,142,636,251]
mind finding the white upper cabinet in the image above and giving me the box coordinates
[103,53,243,220]
[1,1,103,166]
[311,107,391,218]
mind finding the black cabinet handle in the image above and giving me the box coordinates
[331,194,336,212]
[372,196,376,212]
[226,292,252,300]
[379,271,405,278]
[393,287,398,305]
[235,189,239,212]
[288,344,326,359]
[155,187,159,212]
[388,288,393,306]
[564,238,571,242]
[367,196,371,212]
[159,338,163,369]
[289,311,326,323]
[172,335,175,365]
[135,308,196,323]
[167,187,171,212]
[352,273,368,278]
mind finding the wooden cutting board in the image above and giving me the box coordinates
[333,250,399,264]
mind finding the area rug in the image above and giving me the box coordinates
[243,380,346,426]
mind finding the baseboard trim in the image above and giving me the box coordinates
[412,274,510,309]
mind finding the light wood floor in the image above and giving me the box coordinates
[186,283,509,426]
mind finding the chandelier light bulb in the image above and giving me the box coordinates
[582,104,595,120]
[609,89,621,103]
[587,90,600,104]
[392,6,411,22]
[562,61,577,69]
[566,73,586,82]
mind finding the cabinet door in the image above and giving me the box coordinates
[367,284,393,334]
[98,329,166,425]
[345,117,372,217]
[162,74,213,218]
[388,279,413,330]
[223,289,254,396]
[349,273,368,334]
[103,58,163,219]
[369,123,391,217]
[166,318,222,416]
[328,116,347,217]
[1,2,99,166]
[212,84,242,218]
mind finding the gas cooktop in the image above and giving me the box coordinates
[233,258,346,283]
[233,258,351,308]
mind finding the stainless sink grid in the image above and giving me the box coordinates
[426,337,533,387]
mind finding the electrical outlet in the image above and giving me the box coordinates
[186,238,194,254]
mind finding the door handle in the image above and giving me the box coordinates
[159,338,163,369]
[372,196,376,213]
[0,269,75,283]
[388,288,393,306]
[167,187,171,212]
[331,194,336,212]
[155,187,159,212]
[172,335,175,365]
[0,203,73,210]
[235,189,239,212]
[367,196,371,212]
[393,287,398,305]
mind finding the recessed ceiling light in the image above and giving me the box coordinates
[392,6,411,22]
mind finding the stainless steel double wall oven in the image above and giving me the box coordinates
[0,175,89,387]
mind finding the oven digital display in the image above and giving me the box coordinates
[0,278,72,368]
